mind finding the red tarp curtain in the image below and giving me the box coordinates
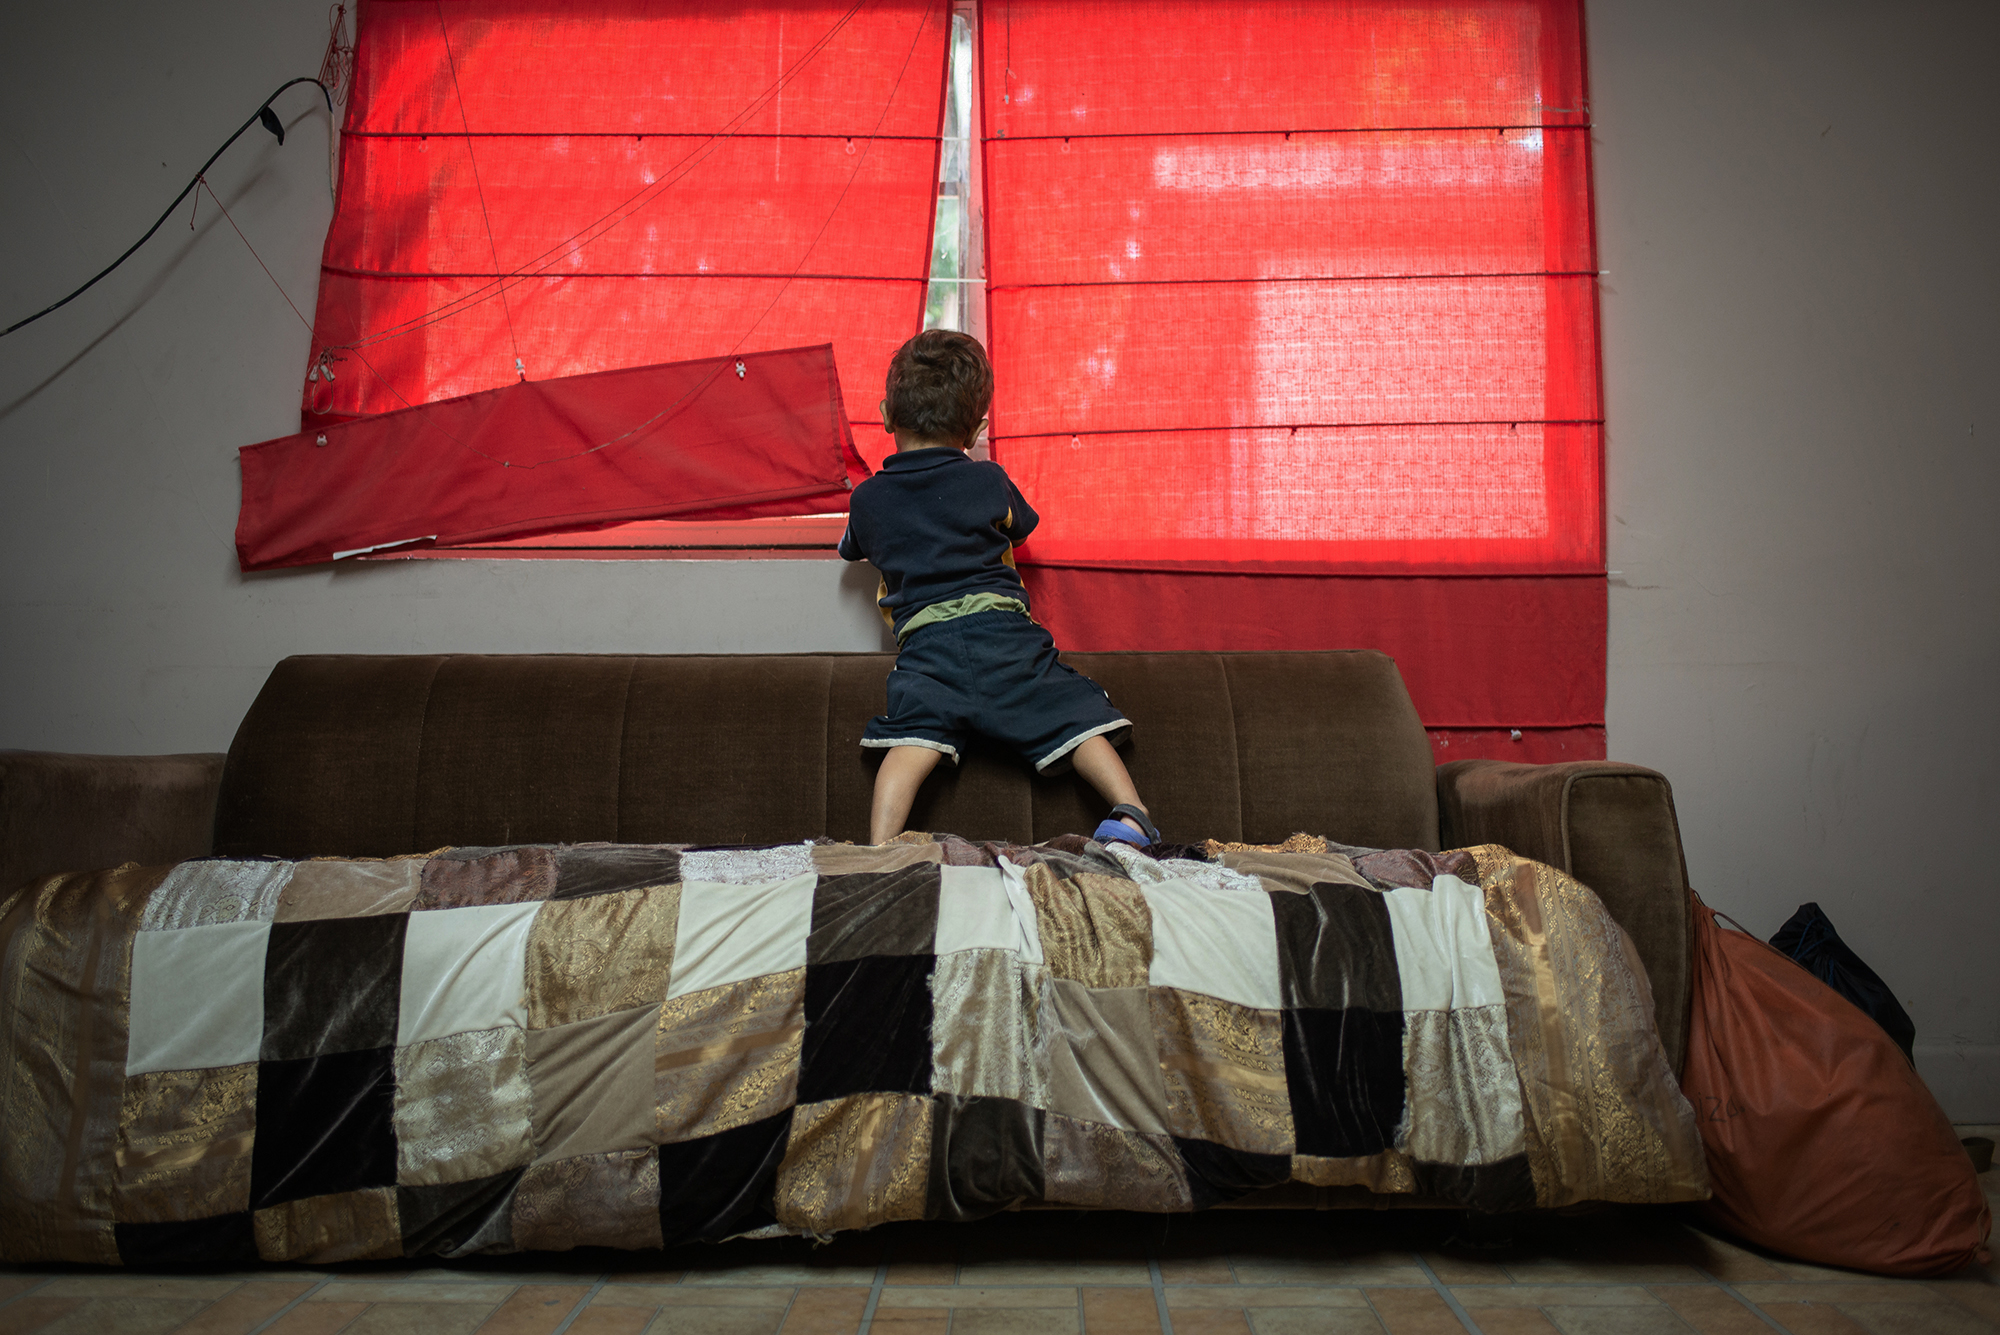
[239,345,858,571]
[985,0,1607,753]
[304,0,949,469]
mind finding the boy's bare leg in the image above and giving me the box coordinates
[1071,735,1150,834]
[870,744,944,845]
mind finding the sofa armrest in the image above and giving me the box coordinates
[0,751,224,896]
[1437,758,1694,1076]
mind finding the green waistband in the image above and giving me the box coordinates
[897,593,1032,645]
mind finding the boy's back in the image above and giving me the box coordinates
[838,446,1038,643]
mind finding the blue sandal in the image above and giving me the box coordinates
[1092,803,1160,848]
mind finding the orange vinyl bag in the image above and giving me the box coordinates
[1682,892,1990,1275]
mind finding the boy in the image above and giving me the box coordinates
[838,330,1159,849]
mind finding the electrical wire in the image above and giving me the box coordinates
[1,76,333,338]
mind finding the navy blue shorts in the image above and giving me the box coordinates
[862,611,1132,773]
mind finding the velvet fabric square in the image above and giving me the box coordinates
[114,1212,259,1266]
[524,1004,661,1163]
[668,872,817,1000]
[807,865,941,963]
[657,1109,795,1247]
[127,921,271,1075]
[415,845,559,909]
[250,1048,397,1209]
[656,968,805,1144]
[927,1093,1046,1221]
[252,1186,403,1263]
[398,1168,522,1258]
[933,863,1041,957]
[275,859,423,922]
[552,844,682,901]
[114,1063,256,1222]
[1141,875,1282,1010]
[799,954,935,1104]
[1172,1135,1293,1210]
[774,1093,933,1233]
[1041,979,1170,1133]
[526,885,679,1029]
[397,900,539,1045]
[1267,881,1402,1013]
[1280,1007,1407,1159]
[510,1147,663,1252]
[260,914,407,1061]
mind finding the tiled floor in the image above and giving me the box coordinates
[5,1130,1994,1335]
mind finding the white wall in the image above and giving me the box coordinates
[2,2,1993,1115]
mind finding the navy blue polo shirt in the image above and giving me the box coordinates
[837,447,1040,641]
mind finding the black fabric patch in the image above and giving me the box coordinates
[1172,1136,1293,1211]
[398,1169,523,1257]
[808,865,942,964]
[927,1094,1046,1221]
[251,1048,397,1210]
[1411,1154,1538,1214]
[114,1212,259,1265]
[261,913,407,1060]
[552,845,682,901]
[657,1108,794,1247]
[799,954,935,1103]
[1268,881,1402,1013]
[1280,1007,1406,1159]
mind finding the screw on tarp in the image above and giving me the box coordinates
[735,361,747,378]
[315,434,327,447]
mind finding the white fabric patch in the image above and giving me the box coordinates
[668,873,818,1000]
[1107,845,1263,895]
[1381,874,1508,1012]
[397,900,541,1046]
[126,921,270,1074]
[934,864,1043,961]
[678,843,816,886]
[1142,877,1281,1011]
[140,860,293,931]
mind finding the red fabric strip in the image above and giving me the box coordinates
[238,345,857,571]
[1018,566,1606,731]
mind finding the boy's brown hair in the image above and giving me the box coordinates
[883,330,993,447]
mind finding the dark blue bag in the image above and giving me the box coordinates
[1769,902,1917,1061]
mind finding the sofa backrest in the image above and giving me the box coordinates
[213,651,1440,857]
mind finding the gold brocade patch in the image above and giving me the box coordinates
[511,1147,663,1252]
[525,885,681,1029]
[1151,988,1294,1155]
[113,1062,255,1221]
[1291,1150,1418,1194]
[393,1027,534,1187]
[1041,1112,1190,1211]
[1472,845,1708,1208]
[1203,833,1329,858]
[0,863,163,1264]
[254,1187,403,1263]
[810,842,947,876]
[774,1094,932,1234]
[1025,866,1151,988]
[656,968,804,1143]
[930,950,1050,1107]
[1216,847,1372,896]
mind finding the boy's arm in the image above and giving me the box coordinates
[837,523,863,562]
[999,472,1040,545]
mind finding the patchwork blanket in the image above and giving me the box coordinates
[0,834,1707,1265]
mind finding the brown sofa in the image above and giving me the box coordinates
[0,649,1695,1071]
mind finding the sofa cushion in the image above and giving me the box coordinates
[214,650,1439,857]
